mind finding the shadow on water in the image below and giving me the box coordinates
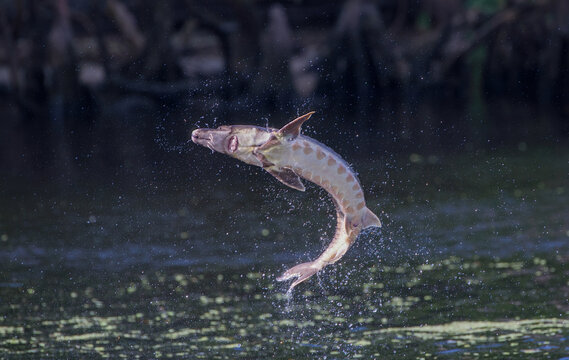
[1,132,569,358]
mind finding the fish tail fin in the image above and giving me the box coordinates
[362,207,382,229]
[277,261,323,292]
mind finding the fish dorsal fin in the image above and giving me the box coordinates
[344,207,382,234]
[362,207,382,228]
[278,111,315,140]
[266,167,305,192]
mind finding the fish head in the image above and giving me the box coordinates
[191,125,274,166]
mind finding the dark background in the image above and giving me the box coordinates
[1,3,569,357]
[1,0,568,187]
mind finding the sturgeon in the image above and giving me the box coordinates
[191,112,381,291]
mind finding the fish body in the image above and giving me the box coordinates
[191,112,381,291]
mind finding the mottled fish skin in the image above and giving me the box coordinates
[263,134,367,227]
[191,112,381,292]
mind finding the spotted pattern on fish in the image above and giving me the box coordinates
[191,111,381,293]
[285,137,369,226]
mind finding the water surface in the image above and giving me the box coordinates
[1,145,568,359]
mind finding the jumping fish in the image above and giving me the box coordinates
[191,112,381,291]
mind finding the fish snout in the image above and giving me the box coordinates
[190,127,231,153]
[190,129,212,150]
[190,129,204,143]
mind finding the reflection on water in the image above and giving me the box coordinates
[1,146,568,358]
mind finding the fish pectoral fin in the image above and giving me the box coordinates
[253,150,275,167]
[265,167,305,192]
[278,111,315,140]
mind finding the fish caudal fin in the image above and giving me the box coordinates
[361,207,381,229]
[277,261,323,292]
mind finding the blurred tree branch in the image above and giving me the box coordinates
[0,0,567,120]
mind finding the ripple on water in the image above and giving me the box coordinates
[1,256,569,358]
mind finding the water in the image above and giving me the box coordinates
[1,145,568,359]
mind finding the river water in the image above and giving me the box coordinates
[1,142,568,359]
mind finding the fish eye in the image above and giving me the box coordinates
[227,135,239,153]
